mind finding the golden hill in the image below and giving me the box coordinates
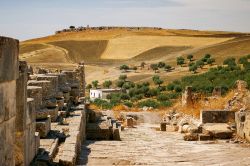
[20,28,250,83]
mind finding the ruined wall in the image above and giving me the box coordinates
[0,37,19,166]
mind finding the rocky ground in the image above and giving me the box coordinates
[77,123,250,166]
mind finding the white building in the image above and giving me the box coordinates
[90,89,121,100]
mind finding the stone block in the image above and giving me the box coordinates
[126,117,134,128]
[26,98,36,125]
[16,61,28,132]
[113,128,121,140]
[36,107,58,122]
[183,133,198,141]
[27,86,43,110]
[200,110,235,123]
[160,122,167,131]
[0,36,19,83]
[36,116,51,138]
[47,73,67,86]
[4,117,15,166]
[35,132,40,155]
[235,111,250,142]
[28,80,54,99]
[198,134,213,141]
[0,80,16,123]
[202,123,233,139]
[57,98,64,110]
[62,70,77,84]
[37,75,58,94]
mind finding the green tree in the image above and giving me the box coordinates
[204,54,211,59]
[174,85,182,92]
[116,80,125,88]
[189,64,198,73]
[152,75,163,87]
[187,54,194,62]
[207,58,215,66]
[121,94,130,101]
[177,57,185,67]
[103,80,112,88]
[238,57,248,64]
[141,62,146,68]
[119,75,127,81]
[86,84,92,89]
[223,57,237,67]
[92,80,99,89]
[119,64,129,72]
[196,60,204,69]
[165,65,172,72]
[158,62,166,68]
[150,64,159,73]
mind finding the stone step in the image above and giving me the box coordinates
[36,116,51,138]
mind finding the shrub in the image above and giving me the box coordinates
[123,101,133,108]
[165,65,172,72]
[223,57,237,67]
[119,65,129,72]
[116,80,124,88]
[187,54,193,62]
[103,80,112,88]
[121,93,130,100]
[174,85,182,92]
[146,88,159,97]
[150,64,159,73]
[138,99,159,108]
[158,62,166,68]
[92,80,99,89]
[167,83,175,91]
[160,101,173,107]
[157,93,169,101]
[177,56,185,66]
[207,58,215,65]
[119,75,127,81]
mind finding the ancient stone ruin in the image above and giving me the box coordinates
[0,36,122,166]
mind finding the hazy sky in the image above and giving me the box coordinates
[0,0,250,41]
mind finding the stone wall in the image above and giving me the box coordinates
[0,37,19,166]
[235,111,250,142]
[200,110,235,123]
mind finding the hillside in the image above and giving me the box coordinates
[20,27,250,83]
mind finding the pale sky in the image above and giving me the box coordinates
[0,0,250,41]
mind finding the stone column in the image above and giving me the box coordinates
[0,36,19,166]
[77,62,85,97]
[182,86,193,107]
[15,61,28,166]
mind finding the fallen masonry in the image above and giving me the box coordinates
[161,85,250,142]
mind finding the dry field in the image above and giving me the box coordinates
[20,28,250,84]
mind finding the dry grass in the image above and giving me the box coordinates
[20,43,48,54]
[101,35,232,60]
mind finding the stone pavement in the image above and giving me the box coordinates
[78,123,250,166]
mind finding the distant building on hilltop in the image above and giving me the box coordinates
[90,88,121,100]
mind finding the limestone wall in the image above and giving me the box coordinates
[236,111,250,142]
[0,37,19,166]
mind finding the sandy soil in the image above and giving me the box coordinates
[78,123,250,166]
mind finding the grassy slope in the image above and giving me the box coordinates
[20,43,48,54]
[132,46,191,61]
[49,40,108,63]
